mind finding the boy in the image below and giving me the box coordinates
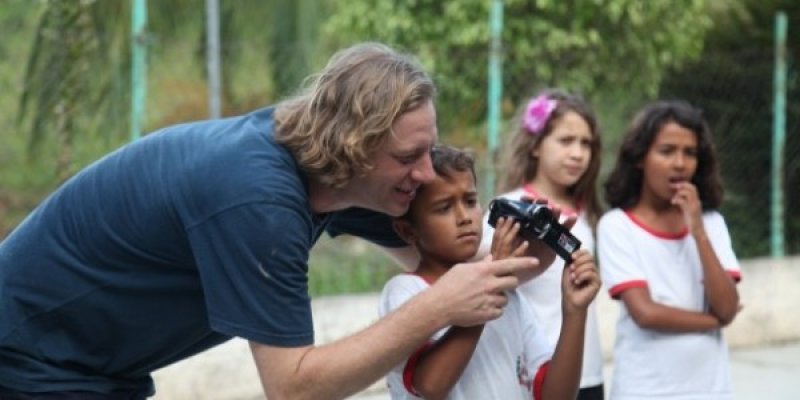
[379,144,602,399]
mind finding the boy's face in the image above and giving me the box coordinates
[396,169,483,265]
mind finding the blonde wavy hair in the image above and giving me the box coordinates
[274,42,436,188]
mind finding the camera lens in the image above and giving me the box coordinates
[528,206,554,235]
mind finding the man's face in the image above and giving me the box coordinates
[348,100,438,216]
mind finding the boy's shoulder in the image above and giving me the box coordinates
[381,273,430,294]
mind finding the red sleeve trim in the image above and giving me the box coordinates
[532,360,550,400]
[402,341,434,396]
[609,280,648,299]
[727,269,742,283]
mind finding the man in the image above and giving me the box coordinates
[0,42,559,399]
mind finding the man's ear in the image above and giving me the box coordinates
[392,219,417,246]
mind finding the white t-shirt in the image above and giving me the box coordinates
[379,274,553,400]
[480,187,605,388]
[597,208,742,400]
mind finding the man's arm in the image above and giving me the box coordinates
[250,256,539,399]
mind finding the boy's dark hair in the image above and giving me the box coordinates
[604,100,724,210]
[428,144,476,184]
[400,144,476,220]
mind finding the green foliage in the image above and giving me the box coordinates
[307,236,399,296]
[322,0,713,132]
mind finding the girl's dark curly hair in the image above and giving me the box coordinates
[604,100,723,210]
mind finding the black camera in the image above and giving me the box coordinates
[487,198,581,262]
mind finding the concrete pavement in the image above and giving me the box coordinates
[350,341,800,399]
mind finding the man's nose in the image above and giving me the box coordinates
[412,152,436,183]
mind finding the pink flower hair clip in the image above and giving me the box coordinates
[522,95,558,135]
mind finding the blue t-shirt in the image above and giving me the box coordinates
[0,107,405,393]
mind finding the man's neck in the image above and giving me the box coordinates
[307,179,353,214]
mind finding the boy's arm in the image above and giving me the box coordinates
[410,325,485,399]
[541,250,599,400]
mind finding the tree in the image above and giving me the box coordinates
[19,0,102,182]
[322,0,714,132]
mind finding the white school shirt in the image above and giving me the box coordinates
[379,274,553,400]
[597,208,742,400]
[480,187,605,388]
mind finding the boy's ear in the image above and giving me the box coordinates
[392,219,417,246]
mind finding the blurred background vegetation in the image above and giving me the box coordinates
[0,0,797,296]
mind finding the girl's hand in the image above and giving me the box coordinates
[562,249,601,313]
[670,181,704,236]
[489,216,529,261]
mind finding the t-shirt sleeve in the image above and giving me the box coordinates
[597,211,648,299]
[380,275,448,397]
[705,211,742,282]
[187,202,314,347]
[326,207,407,248]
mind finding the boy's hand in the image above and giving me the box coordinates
[489,216,529,261]
[561,249,601,313]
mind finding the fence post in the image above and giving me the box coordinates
[206,0,222,119]
[130,0,147,141]
[486,0,504,200]
[771,11,787,258]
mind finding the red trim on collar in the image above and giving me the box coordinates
[623,210,688,239]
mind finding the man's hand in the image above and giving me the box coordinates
[429,256,539,327]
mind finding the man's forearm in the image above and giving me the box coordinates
[252,288,448,400]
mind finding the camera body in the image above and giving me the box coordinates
[487,198,581,262]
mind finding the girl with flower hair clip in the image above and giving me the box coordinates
[598,100,741,399]
[479,89,606,400]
